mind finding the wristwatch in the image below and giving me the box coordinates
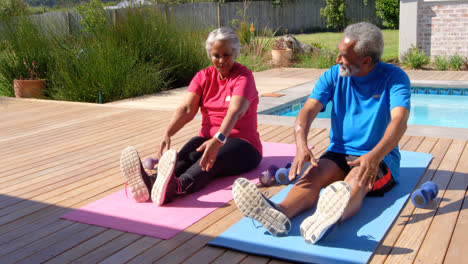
[214,132,227,144]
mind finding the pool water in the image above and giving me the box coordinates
[277,94,468,129]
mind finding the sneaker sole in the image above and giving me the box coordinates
[232,177,291,237]
[152,149,177,206]
[120,146,149,202]
[300,181,351,244]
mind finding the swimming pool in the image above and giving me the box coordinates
[263,87,468,129]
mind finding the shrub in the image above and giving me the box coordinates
[0,0,28,18]
[375,0,399,29]
[449,53,465,71]
[0,15,52,97]
[401,45,430,69]
[49,8,209,102]
[434,55,449,71]
[234,20,253,46]
[77,0,107,35]
[293,49,336,69]
[320,0,347,31]
[49,36,169,103]
[237,28,277,72]
[1,7,210,101]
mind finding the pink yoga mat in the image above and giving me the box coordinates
[61,142,297,239]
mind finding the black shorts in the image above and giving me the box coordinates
[320,151,396,197]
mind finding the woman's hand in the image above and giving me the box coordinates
[347,153,380,190]
[196,138,223,172]
[157,134,171,159]
[288,146,317,181]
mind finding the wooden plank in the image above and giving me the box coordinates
[15,225,107,264]
[0,223,89,263]
[210,250,247,264]
[444,187,468,263]
[0,110,171,176]
[383,139,465,264]
[398,134,411,149]
[0,181,122,254]
[126,199,244,263]
[43,229,125,264]
[182,245,225,263]
[0,108,166,163]
[401,135,425,152]
[0,117,197,201]
[98,236,162,264]
[0,219,73,257]
[239,255,269,264]
[414,140,468,263]
[1,98,466,263]
[262,125,293,142]
[71,233,142,263]
[0,184,122,237]
[0,174,121,225]
[189,184,290,263]
[371,137,443,263]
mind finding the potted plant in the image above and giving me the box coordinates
[13,60,46,98]
[271,38,293,67]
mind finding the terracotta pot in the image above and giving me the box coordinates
[13,79,46,98]
[271,48,293,67]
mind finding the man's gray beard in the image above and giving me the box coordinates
[339,64,360,77]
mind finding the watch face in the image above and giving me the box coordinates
[218,133,226,141]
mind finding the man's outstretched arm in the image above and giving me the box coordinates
[289,98,324,180]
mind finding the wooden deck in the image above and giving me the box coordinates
[0,97,467,264]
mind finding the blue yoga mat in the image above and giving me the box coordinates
[209,150,432,264]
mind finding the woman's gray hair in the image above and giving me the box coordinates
[205,27,241,59]
[344,22,383,65]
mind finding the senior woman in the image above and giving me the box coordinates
[120,27,262,206]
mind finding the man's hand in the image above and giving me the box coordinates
[288,146,317,181]
[347,153,380,190]
[197,138,223,172]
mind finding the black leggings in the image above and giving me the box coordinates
[174,136,262,193]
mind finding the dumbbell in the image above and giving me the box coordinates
[259,165,279,187]
[274,161,312,185]
[143,157,159,170]
[275,162,292,185]
[411,181,438,208]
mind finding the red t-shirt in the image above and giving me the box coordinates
[188,62,262,155]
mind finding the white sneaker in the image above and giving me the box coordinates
[120,146,150,202]
[300,181,351,244]
[232,177,291,237]
[151,149,178,206]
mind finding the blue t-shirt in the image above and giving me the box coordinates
[310,62,411,180]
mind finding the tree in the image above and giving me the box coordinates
[320,0,347,31]
[375,0,399,29]
[0,0,28,18]
[77,0,106,34]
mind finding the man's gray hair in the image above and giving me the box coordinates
[205,27,241,59]
[344,22,383,65]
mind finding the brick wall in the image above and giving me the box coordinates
[418,1,468,57]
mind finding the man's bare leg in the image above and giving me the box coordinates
[278,159,345,219]
[341,167,371,221]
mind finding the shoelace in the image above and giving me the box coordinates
[175,178,184,194]
[175,178,194,195]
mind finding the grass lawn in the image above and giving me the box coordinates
[293,29,399,62]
